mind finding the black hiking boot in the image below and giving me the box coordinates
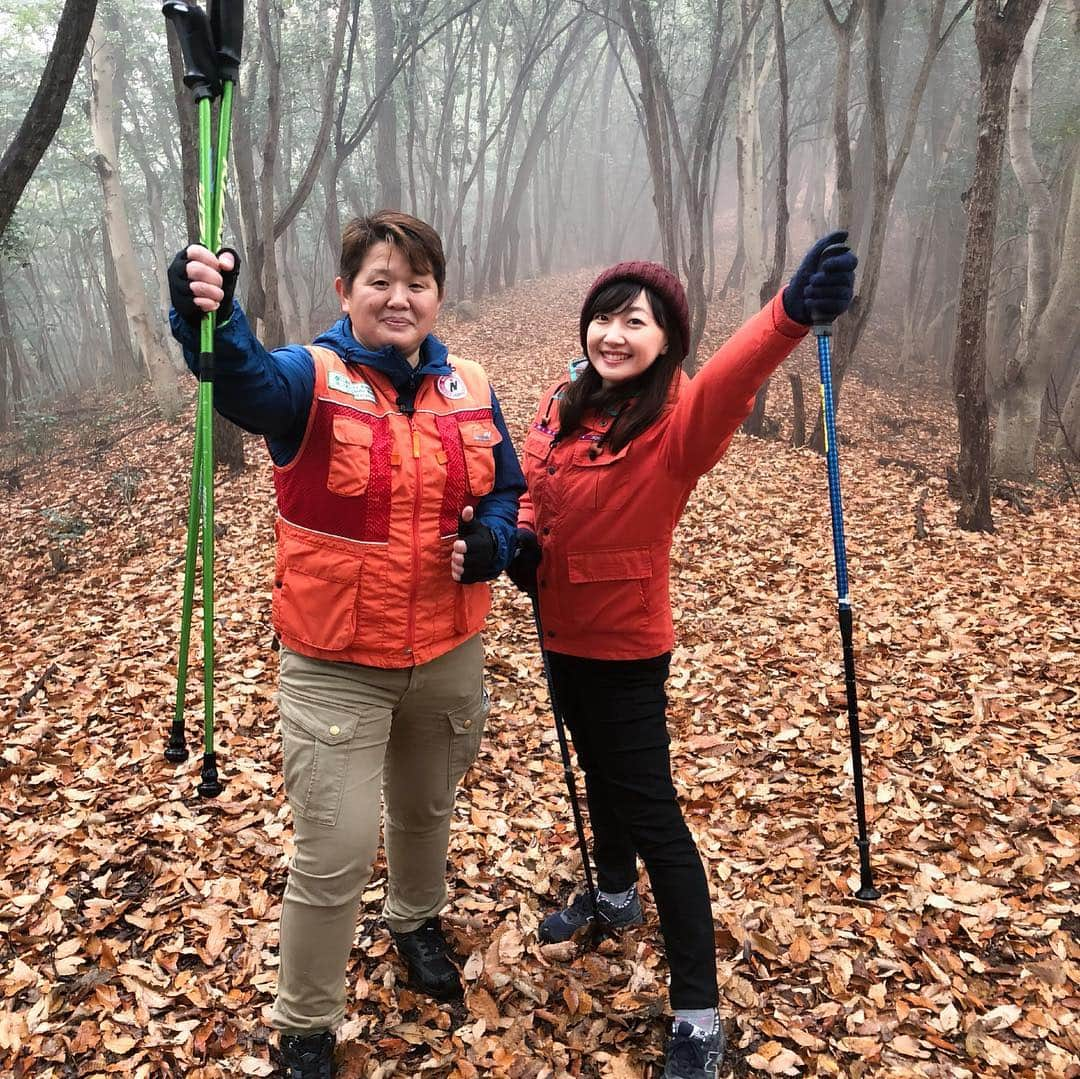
[277,1030,335,1079]
[662,1020,725,1079]
[390,917,463,1001]
[538,887,644,944]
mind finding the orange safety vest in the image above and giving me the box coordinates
[272,345,501,668]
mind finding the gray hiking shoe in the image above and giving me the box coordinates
[538,887,644,943]
[662,1020,725,1079]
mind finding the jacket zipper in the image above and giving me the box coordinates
[406,421,421,656]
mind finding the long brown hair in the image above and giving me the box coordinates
[558,282,681,453]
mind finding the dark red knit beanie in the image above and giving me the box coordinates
[579,260,690,362]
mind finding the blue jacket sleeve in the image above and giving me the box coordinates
[169,304,314,464]
[474,388,526,578]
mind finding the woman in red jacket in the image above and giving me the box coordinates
[507,233,857,1079]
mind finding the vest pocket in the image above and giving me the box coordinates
[458,420,502,496]
[273,534,361,652]
[453,581,491,635]
[328,415,373,497]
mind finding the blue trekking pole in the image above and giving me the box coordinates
[812,244,879,901]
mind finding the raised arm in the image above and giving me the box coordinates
[168,244,314,455]
[663,232,857,477]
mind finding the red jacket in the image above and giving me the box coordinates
[273,345,499,667]
[519,292,807,660]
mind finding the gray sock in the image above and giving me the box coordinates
[675,1008,719,1038]
[598,885,636,908]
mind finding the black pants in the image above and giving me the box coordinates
[547,651,719,1010]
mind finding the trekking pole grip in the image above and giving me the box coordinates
[163,1,222,101]
[208,0,244,83]
[810,243,851,337]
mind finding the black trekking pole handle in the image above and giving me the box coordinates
[163,1,222,101]
[208,0,244,82]
[529,594,605,943]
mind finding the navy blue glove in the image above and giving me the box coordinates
[782,230,857,326]
[168,246,241,326]
[505,528,541,596]
[456,510,498,584]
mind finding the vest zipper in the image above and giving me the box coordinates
[406,416,422,656]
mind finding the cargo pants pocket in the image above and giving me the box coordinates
[280,695,361,827]
[446,684,490,789]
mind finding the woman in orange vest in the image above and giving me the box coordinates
[169,210,524,1078]
[506,234,857,1079]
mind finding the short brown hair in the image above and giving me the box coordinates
[339,210,446,296]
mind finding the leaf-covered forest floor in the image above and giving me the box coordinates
[1,270,1078,1079]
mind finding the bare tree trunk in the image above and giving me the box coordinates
[991,0,1059,479]
[0,0,98,239]
[98,221,139,388]
[789,372,806,447]
[488,20,590,293]
[593,44,620,260]
[744,0,790,437]
[469,32,491,299]
[822,0,862,230]
[167,21,201,243]
[232,84,265,325]
[0,263,24,429]
[951,0,1042,531]
[620,0,760,369]
[1058,362,1080,457]
[370,0,402,209]
[737,0,767,319]
[256,0,284,347]
[214,413,246,473]
[88,12,179,416]
[810,0,968,450]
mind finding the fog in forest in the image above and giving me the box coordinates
[2,0,1076,495]
[2,4,1079,1076]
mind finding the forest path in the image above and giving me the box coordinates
[1,270,1077,1077]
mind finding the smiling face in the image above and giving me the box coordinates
[335,241,442,364]
[585,288,669,388]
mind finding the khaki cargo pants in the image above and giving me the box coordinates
[269,635,489,1033]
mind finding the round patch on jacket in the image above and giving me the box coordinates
[437,373,468,400]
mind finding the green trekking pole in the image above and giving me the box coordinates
[163,0,241,798]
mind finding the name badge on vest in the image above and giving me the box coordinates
[437,373,468,400]
[329,370,377,403]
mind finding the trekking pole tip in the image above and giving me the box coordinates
[855,840,879,900]
[165,722,189,763]
[197,752,223,798]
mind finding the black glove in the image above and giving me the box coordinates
[457,510,498,584]
[505,528,541,596]
[782,230,858,326]
[168,246,242,326]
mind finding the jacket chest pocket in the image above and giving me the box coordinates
[572,440,632,510]
[457,419,502,496]
[328,416,373,497]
